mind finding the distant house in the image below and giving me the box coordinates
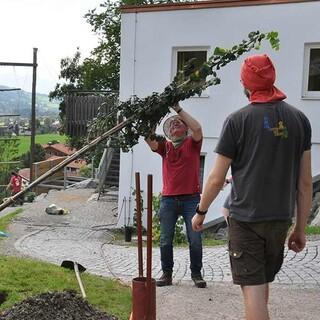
[42,142,87,177]
[42,143,76,159]
[66,159,87,176]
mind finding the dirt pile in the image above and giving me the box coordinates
[0,291,118,320]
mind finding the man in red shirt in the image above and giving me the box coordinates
[145,103,206,288]
[6,171,23,205]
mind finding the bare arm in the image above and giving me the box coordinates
[172,103,202,142]
[145,136,158,151]
[144,126,159,151]
[192,154,232,231]
[288,150,312,252]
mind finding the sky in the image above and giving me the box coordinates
[0,0,104,94]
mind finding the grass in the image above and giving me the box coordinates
[0,208,22,232]
[305,225,320,235]
[0,208,131,320]
[0,257,131,319]
[17,134,67,156]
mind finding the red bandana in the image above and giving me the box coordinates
[240,54,286,103]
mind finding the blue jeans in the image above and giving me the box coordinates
[159,194,203,275]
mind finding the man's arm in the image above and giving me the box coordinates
[288,150,312,252]
[172,103,202,142]
[144,126,159,151]
[145,136,158,151]
[192,154,232,231]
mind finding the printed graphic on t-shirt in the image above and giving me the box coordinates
[263,117,288,139]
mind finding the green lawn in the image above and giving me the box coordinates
[0,208,22,232]
[17,134,67,156]
[0,209,131,319]
[305,225,320,235]
[0,256,131,319]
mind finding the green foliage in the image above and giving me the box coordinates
[88,31,280,151]
[49,0,190,149]
[79,165,92,178]
[152,194,161,244]
[0,138,20,200]
[0,208,22,232]
[267,31,280,50]
[131,187,146,234]
[15,134,66,157]
[20,143,46,168]
[152,193,186,245]
[305,225,320,235]
[49,0,187,101]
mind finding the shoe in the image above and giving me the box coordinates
[191,274,206,288]
[156,271,172,287]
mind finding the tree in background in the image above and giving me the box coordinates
[49,0,186,123]
[50,0,186,101]
[49,0,186,156]
[0,138,20,200]
[20,144,46,168]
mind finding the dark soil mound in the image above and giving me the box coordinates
[0,291,118,320]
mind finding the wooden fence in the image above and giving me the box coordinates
[32,157,66,193]
[64,94,116,137]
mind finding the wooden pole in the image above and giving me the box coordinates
[135,172,143,278]
[0,118,130,211]
[146,174,153,319]
[29,48,38,183]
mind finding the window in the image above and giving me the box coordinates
[177,51,207,75]
[302,43,320,99]
[172,47,209,97]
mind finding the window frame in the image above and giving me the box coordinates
[172,46,210,98]
[302,43,320,99]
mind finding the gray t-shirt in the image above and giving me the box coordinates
[215,101,311,222]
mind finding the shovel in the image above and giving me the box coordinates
[61,260,87,298]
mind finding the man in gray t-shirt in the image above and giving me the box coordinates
[192,54,312,320]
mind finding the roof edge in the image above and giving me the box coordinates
[121,0,317,13]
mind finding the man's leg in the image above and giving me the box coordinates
[241,284,270,320]
[182,196,206,288]
[157,197,178,286]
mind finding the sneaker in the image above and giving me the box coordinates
[156,271,172,287]
[191,274,206,288]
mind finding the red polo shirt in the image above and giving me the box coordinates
[155,136,202,196]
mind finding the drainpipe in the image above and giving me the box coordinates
[127,12,138,227]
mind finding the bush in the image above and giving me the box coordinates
[20,143,46,167]
[79,165,92,178]
[152,193,186,245]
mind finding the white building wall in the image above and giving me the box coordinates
[118,1,320,226]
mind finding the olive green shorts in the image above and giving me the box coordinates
[228,217,291,286]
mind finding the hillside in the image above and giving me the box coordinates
[0,85,59,117]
